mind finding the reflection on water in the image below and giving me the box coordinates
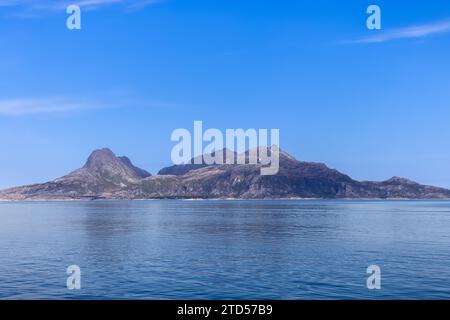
[1,200,450,299]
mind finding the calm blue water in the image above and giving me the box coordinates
[1,200,450,299]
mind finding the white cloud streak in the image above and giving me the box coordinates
[0,0,160,12]
[344,19,450,44]
[0,98,98,115]
[0,96,188,116]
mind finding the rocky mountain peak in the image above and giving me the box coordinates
[385,176,416,185]
[84,148,117,169]
[82,148,150,179]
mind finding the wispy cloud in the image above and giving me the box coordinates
[0,97,99,115]
[0,0,160,12]
[343,19,450,44]
[0,95,188,116]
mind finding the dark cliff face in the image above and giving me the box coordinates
[1,148,450,200]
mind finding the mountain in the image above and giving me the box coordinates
[0,148,151,200]
[1,147,449,200]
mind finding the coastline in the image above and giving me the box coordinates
[1,197,450,202]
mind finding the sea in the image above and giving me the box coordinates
[1,200,450,299]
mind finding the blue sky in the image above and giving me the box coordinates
[1,0,450,189]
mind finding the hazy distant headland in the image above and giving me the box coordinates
[1,148,449,201]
